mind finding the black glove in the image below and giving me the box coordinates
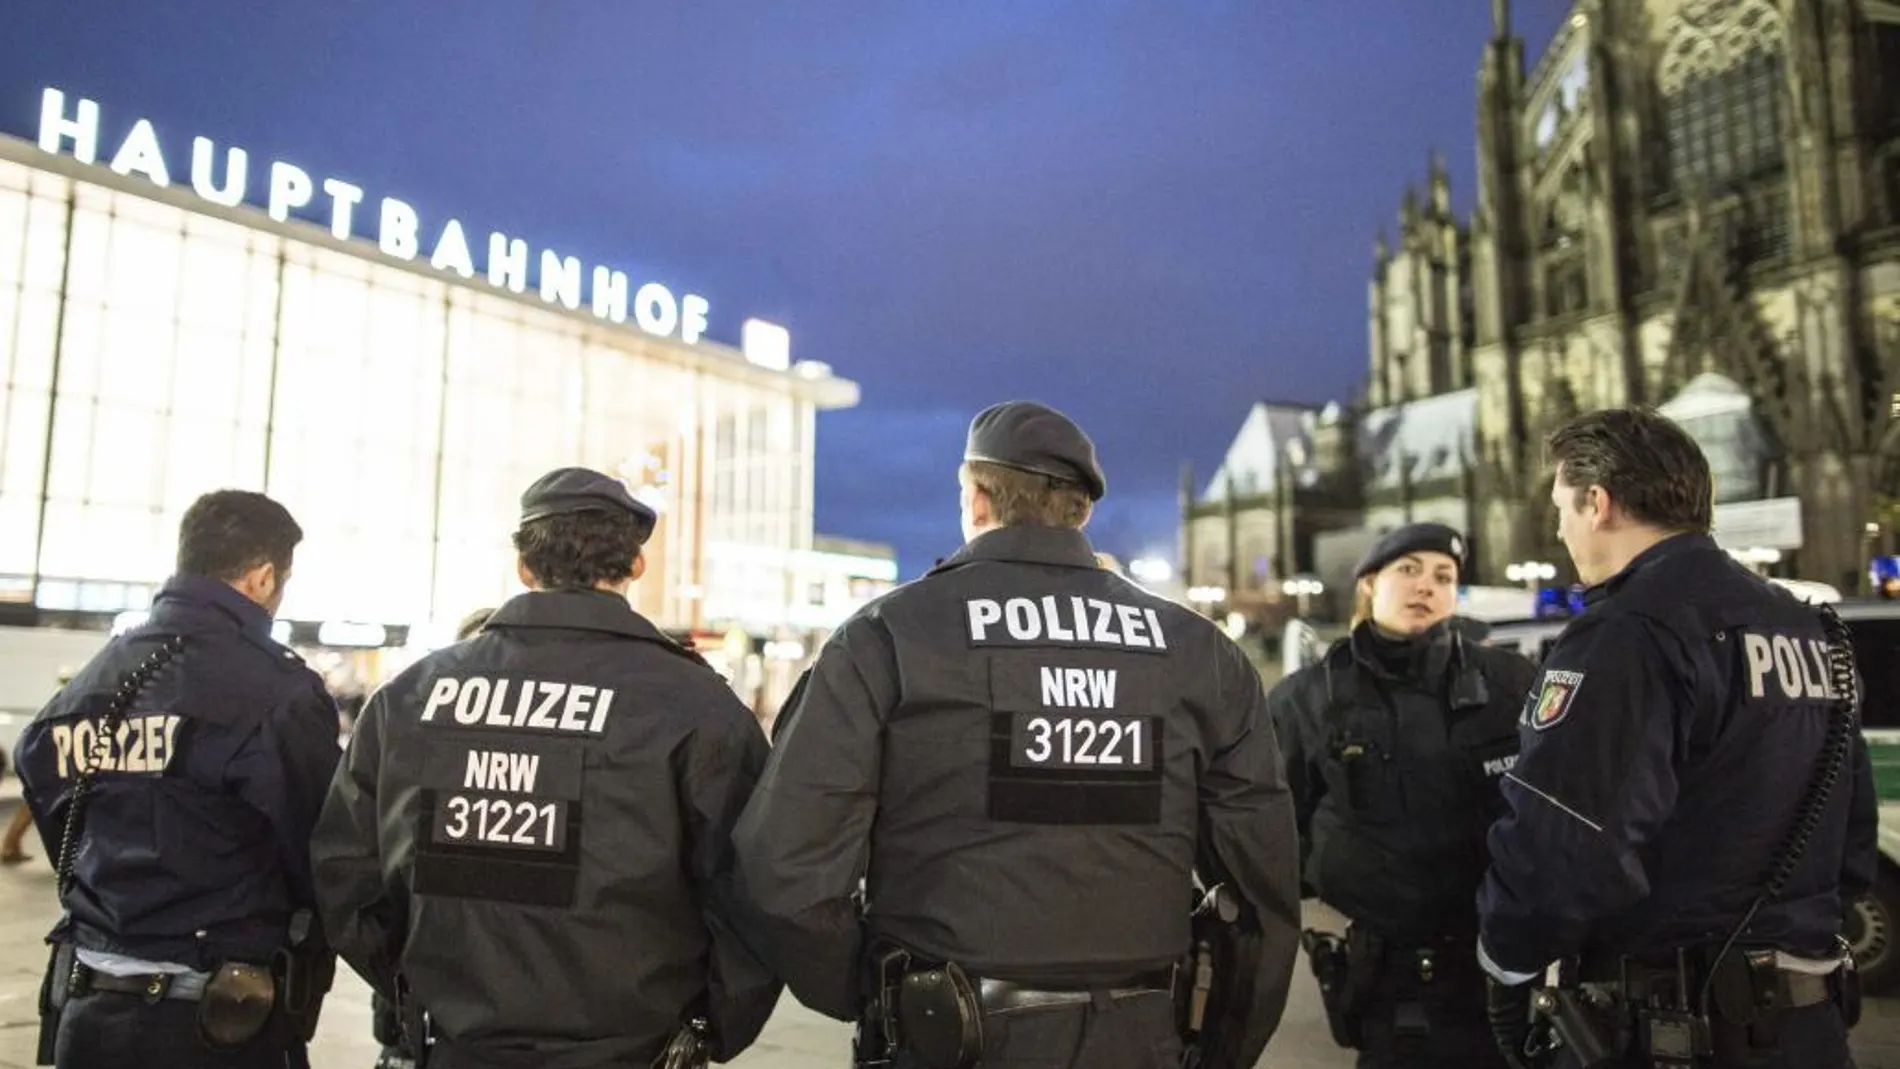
[1486,978,1535,1069]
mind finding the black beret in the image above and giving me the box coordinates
[963,401,1106,501]
[1354,522,1467,579]
[518,467,657,543]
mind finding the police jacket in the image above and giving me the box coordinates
[12,574,341,967]
[1270,619,1536,945]
[731,526,1303,1063]
[1479,534,1880,977]
[310,589,781,1067]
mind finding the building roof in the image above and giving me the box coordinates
[1657,371,1751,422]
[1358,388,1478,489]
[1199,402,1327,501]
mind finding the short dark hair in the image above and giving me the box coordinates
[962,460,1092,528]
[1546,407,1713,533]
[176,490,303,581]
[512,511,640,590]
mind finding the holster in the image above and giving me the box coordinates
[855,946,910,1069]
[896,962,983,1069]
[397,976,433,1069]
[35,941,76,1065]
[196,961,278,1051]
[1300,928,1361,1049]
[272,915,336,1044]
[653,1018,711,1069]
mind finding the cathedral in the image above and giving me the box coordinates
[1184,0,1900,609]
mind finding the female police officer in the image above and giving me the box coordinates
[1269,523,1536,1068]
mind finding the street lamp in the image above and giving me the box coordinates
[1505,561,1558,591]
[1185,586,1226,615]
[1280,577,1325,617]
[1129,557,1174,585]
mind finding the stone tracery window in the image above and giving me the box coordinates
[1659,0,1787,191]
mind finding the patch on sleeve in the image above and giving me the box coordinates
[1525,670,1585,731]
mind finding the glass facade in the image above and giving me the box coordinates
[0,144,852,636]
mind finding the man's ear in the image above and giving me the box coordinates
[630,550,647,582]
[516,556,536,590]
[1586,485,1615,531]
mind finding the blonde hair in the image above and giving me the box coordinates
[1350,580,1374,629]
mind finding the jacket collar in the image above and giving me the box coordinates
[151,573,274,637]
[1584,531,1717,606]
[928,526,1099,576]
[486,589,687,651]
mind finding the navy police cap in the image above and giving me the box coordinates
[963,401,1106,501]
[1354,522,1466,579]
[518,467,657,543]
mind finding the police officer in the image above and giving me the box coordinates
[311,468,781,1069]
[732,401,1303,1069]
[365,606,498,1069]
[1477,408,1877,1068]
[1271,523,1536,1068]
[13,490,342,1069]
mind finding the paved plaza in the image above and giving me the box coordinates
[1,799,1896,1068]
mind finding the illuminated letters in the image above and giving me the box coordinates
[25,87,766,354]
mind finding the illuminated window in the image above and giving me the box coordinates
[1659,2,1786,192]
[0,169,68,582]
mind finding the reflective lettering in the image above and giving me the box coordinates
[421,677,459,722]
[52,724,74,780]
[483,679,514,727]
[1004,598,1041,641]
[967,599,1002,641]
[1772,636,1803,698]
[1041,596,1075,641]
[1145,608,1168,650]
[1745,634,1774,698]
[1038,666,1117,709]
[1116,604,1149,648]
[558,685,596,732]
[453,677,492,725]
[587,688,614,733]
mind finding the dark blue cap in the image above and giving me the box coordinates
[1354,522,1466,579]
[518,467,657,544]
[963,401,1106,501]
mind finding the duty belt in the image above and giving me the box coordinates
[72,965,210,1002]
[1581,959,1833,1010]
[976,968,1176,1015]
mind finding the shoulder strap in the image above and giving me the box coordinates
[55,636,186,898]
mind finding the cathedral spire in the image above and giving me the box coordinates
[1492,0,1510,38]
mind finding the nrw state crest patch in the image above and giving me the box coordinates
[1525,670,1585,731]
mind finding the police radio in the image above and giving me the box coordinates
[53,636,186,895]
[1529,604,1861,1069]
[37,636,186,1064]
[1693,604,1859,1020]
